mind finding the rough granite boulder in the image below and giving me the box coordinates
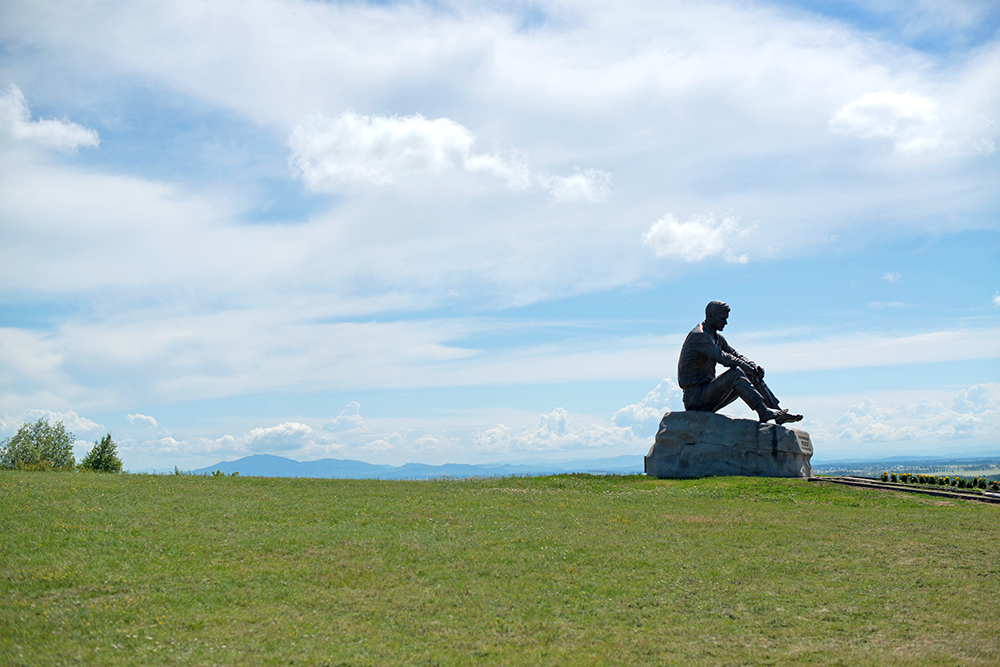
[645,411,813,478]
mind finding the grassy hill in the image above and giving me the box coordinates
[2,471,996,666]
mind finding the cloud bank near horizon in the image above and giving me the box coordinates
[3,380,987,469]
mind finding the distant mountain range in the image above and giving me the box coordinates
[189,454,646,479]
[179,451,1000,480]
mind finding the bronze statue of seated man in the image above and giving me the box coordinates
[678,300,803,425]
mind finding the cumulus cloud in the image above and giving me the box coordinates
[642,213,752,263]
[288,112,497,188]
[127,413,158,428]
[814,383,999,444]
[8,408,103,434]
[324,401,365,432]
[612,379,683,436]
[882,272,901,283]
[127,433,242,461]
[0,409,101,435]
[244,421,315,451]
[829,90,999,156]
[830,91,941,154]
[952,383,1000,414]
[473,406,639,453]
[0,85,99,153]
[993,293,1000,307]
[288,111,608,202]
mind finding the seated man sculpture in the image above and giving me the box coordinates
[678,301,802,425]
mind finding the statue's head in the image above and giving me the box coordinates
[705,300,730,331]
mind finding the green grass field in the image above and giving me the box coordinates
[2,472,997,666]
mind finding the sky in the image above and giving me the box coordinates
[0,0,998,471]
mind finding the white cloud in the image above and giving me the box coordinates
[993,293,1000,307]
[289,111,498,189]
[613,378,683,436]
[324,401,365,432]
[538,169,612,204]
[830,92,941,154]
[0,85,98,153]
[127,413,158,429]
[125,433,244,463]
[882,272,901,283]
[244,421,315,451]
[830,88,999,156]
[812,383,999,444]
[473,407,639,453]
[642,214,752,263]
[288,111,606,201]
[952,383,1000,414]
[0,408,103,436]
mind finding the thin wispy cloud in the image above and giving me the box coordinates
[126,413,158,429]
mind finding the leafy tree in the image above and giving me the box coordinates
[0,418,76,470]
[79,433,123,473]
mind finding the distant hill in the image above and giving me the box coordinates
[189,454,645,479]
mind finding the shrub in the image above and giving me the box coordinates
[0,419,76,470]
[881,472,889,482]
[79,433,122,473]
[890,473,898,483]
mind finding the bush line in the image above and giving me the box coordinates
[879,471,1000,492]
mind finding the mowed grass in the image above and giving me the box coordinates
[1,472,997,666]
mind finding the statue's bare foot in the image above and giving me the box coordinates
[758,408,803,424]
[775,411,803,425]
[757,407,783,423]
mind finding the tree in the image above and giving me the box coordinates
[0,418,76,470]
[79,433,123,473]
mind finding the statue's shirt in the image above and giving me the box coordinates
[677,321,748,389]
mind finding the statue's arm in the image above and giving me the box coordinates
[716,335,760,375]
[689,334,740,368]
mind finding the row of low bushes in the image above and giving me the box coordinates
[879,471,1000,491]
[0,418,123,473]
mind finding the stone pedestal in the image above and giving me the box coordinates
[644,411,813,478]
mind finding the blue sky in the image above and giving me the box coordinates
[1,0,997,470]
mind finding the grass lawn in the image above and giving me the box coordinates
[1,471,997,666]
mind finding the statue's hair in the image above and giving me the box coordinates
[705,300,730,318]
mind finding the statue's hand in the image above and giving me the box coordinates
[755,365,765,379]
